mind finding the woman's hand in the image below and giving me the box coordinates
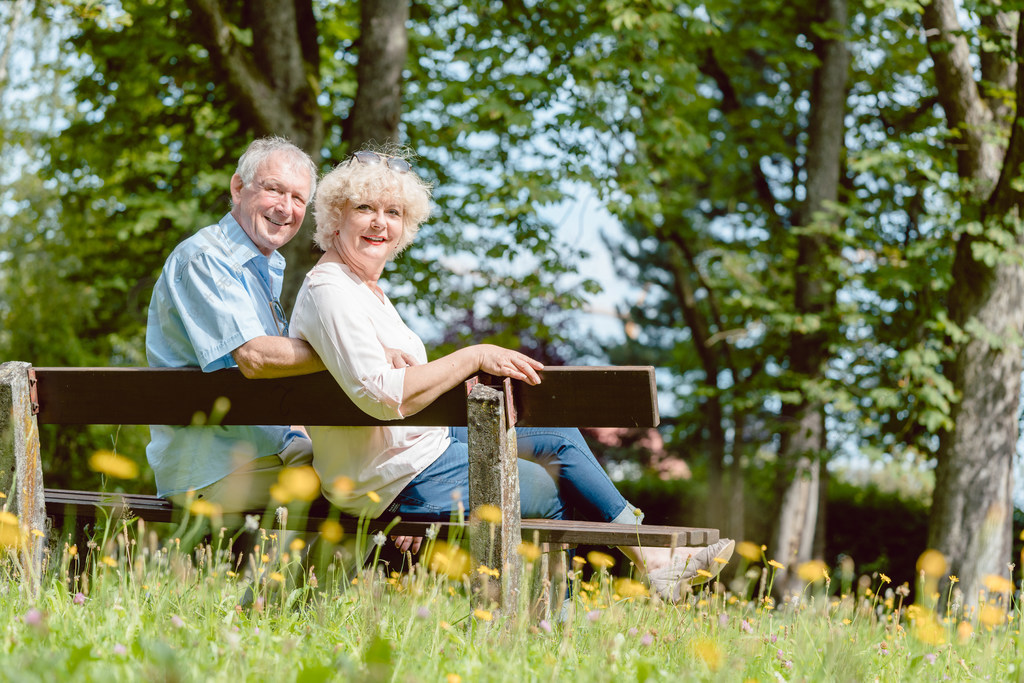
[476,344,544,385]
[400,345,544,416]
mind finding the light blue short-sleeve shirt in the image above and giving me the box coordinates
[145,213,299,498]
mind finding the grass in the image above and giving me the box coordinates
[0,509,1021,682]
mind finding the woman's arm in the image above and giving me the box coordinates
[400,344,544,416]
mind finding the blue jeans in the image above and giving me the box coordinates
[387,427,631,522]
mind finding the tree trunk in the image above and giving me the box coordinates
[771,0,847,595]
[922,0,1018,611]
[187,0,410,305]
[345,0,409,151]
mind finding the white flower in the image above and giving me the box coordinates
[244,515,260,533]
[425,524,438,540]
[372,531,387,547]
[275,507,288,526]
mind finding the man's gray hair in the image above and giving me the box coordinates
[235,136,318,203]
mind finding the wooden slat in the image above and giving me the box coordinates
[43,490,715,546]
[33,366,658,428]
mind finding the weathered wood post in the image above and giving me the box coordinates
[0,362,48,587]
[466,381,522,611]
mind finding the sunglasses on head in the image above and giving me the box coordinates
[351,150,412,174]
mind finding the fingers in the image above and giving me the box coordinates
[483,346,544,385]
[384,346,417,369]
[391,535,424,553]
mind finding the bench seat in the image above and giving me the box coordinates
[43,488,717,546]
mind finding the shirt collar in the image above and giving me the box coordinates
[217,213,287,271]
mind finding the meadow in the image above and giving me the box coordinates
[0,501,1020,683]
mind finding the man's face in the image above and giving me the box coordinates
[230,153,311,256]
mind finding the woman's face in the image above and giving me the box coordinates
[332,197,405,278]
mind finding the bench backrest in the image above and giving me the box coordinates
[30,366,659,428]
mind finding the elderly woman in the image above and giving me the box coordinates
[289,149,733,599]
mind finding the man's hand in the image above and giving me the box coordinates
[385,347,418,369]
[392,535,423,554]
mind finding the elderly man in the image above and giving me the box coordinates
[146,137,325,513]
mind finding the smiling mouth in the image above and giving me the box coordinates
[363,235,386,244]
[266,216,289,227]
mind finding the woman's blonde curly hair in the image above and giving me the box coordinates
[312,146,432,257]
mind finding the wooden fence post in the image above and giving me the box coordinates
[0,362,48,587]
[466,382,522,612]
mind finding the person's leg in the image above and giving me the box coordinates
[389,430,565,521]
[510,427,638,523]
[506,427,735,591]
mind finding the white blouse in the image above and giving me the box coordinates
[290,261,450,516]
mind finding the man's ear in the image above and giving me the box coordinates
[229,174,244,203]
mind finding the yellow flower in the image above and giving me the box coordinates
[949,575,959,584]
[88,450,139,479]
[476,565,500,579]
[979,605,1006,629]
[983,574,1015,594]
[474,504,503,524]
[736,541,762,562]
[269,572,285,583]
[797,560,828,583]
[768,559,786,570]
[277,466,321,502]
[190,499,222,518]
[473,609,493,622]
[102,556,117,567]
[957,620,973,643]
[517,542,542,562]
[614,577,648,598]
[911,612,946,646]
[880,573,891,584]
[587,551,616,570]
[366,491,381,504]
[572,555,587,567]
[446,675,461,683]
[692,638,722,672]
[269,484,293,504]
[319,520,344,544]
[696,569,714,579]
[289,537,306,552]
[427,542,470,580]
[0,512,21,547]
[331,476,355,495]
[917,549,947,578]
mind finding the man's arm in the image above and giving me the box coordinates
[232,336,325,379]
[233,338,416,379]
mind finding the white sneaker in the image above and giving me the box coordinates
[647,538,735,602]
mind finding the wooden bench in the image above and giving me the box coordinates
[0,362,718,609]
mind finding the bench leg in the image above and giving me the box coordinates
[467,382,522,612]
[0,362,48,589]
